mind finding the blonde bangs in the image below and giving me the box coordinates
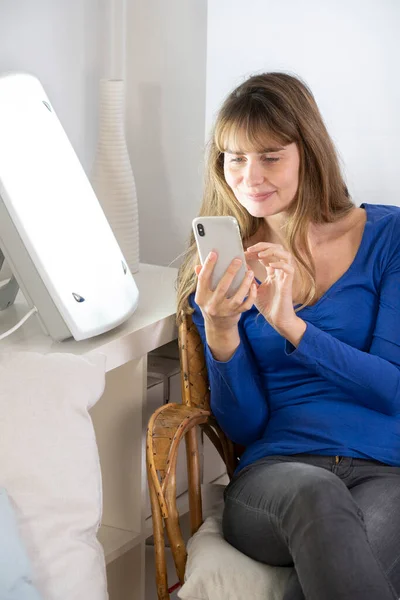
[214,99,294,154]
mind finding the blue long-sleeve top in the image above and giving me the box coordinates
[190,203,400,473]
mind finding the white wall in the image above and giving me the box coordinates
[207,0,400,207]
[0,0,101,173]
[126,0,207,266]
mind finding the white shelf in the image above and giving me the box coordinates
[0,263,178,372]
[98,524,142,565]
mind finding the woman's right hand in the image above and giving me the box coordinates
[194,252,256,361]
[194,251,256,332]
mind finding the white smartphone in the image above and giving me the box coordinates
[192,216,247,297]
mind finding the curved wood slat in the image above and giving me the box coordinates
[147,463,169,600]
[185,425,203,536]
[147,402,210,591]
[147,403,210,518]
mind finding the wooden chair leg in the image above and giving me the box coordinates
[186,426,203,535]
[148,466,170,600]
[164,475,186,584]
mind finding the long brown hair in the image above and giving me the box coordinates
[176,72,353,321]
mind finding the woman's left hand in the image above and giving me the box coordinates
[245,242,307,346]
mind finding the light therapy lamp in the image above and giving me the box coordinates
[0,73,139,341]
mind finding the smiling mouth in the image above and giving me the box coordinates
[246,191,276,201]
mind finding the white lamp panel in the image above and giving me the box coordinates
[0,73,139,341]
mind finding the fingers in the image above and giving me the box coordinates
[268,261,295,278]
[240,282,257,312]
[244,249,260,260]
[213,257,243,301]
[246,242,284,254]
[229,268,254,307]
[246,243,292,267]
[197,251,217,282]
[258,248,292,265]
[194,255,250,314]
[195,251,217,298]
[265,265,275,280]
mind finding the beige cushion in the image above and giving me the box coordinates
[179,485,292,600]
[0,351,107,600]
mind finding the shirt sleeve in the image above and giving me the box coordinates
[286,217,400,417]
[190,297,269,446]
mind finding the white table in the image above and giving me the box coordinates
[0,263,178,600]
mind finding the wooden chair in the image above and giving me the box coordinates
[146,313,241,600]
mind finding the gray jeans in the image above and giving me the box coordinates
[223,454,400,600]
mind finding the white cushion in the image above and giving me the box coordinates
[179,486,292,600]
[0,488,42,599]
[0,351,108,600]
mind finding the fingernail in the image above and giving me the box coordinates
[233,258,242,266]
[247,270,253,277]
[209,252,217,260]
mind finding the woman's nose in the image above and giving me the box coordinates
[243,162,265,187]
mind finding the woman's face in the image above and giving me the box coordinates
[223,141,300,219]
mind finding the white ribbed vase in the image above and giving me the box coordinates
[91,79,139,274]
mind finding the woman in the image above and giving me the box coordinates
[176,72,400,600]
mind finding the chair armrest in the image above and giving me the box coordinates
[147,403,210,519]
[147,403,211,594]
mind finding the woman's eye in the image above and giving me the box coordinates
[226,154,280,165]
[262,156,280,163]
